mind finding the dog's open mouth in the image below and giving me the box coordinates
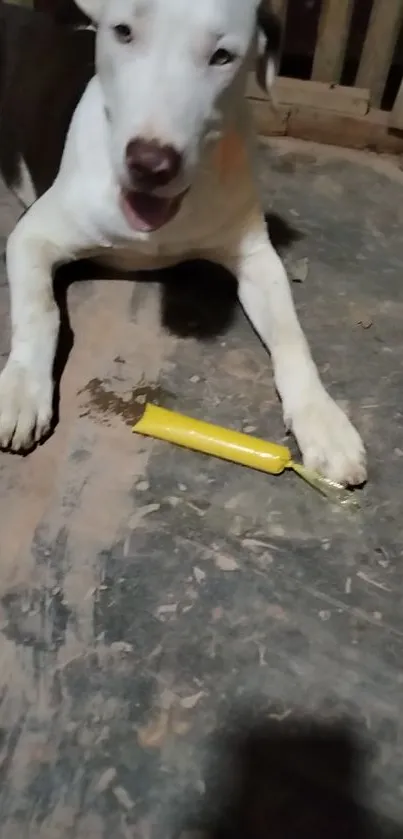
[120,189,186,232]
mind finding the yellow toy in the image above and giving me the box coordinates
[133,404,357,507]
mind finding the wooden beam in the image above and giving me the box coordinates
[311,0,354,84]
[247,74,370,117]
[251,100,289,137]
[286,106,403,154]
[248,95,403,156]
[355,0,403,107]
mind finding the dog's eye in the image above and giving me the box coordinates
[113,23,133,43]
[209,48,236,66]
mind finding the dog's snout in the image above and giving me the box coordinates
[125,139,182,189]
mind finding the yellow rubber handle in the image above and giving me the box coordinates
[133,403,291,475]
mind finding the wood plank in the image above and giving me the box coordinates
[311,0,354,84]
[390,77,403,129]
[247,74,370,117]
[355,0,403,107]
[251,101,289,137]
[248,98,403,155]
[287,106,403,154]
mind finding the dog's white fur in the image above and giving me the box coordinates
[0,0,366,485]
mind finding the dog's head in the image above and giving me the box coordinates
[76,0,279,232]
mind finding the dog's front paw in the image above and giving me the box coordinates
[286,390,366,487]
[0,359,53,452]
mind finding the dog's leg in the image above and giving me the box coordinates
[0,190,87,451]
[221,217,366,486]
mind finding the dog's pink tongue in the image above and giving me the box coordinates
[122,191,177,232]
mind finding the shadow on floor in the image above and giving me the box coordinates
[54,208,302,348]
[179,712,400,839]
[158,211,303,340]
[50,210,301,429]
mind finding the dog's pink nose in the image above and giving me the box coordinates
[125,139,182,189]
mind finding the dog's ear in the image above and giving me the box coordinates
[256,1,283,92]
[74,0,105,23]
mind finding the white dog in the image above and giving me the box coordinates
[0,0,366,486]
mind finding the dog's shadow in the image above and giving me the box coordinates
[52,212,301,422]
[177,710,399,839]
[159,212,302,340]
